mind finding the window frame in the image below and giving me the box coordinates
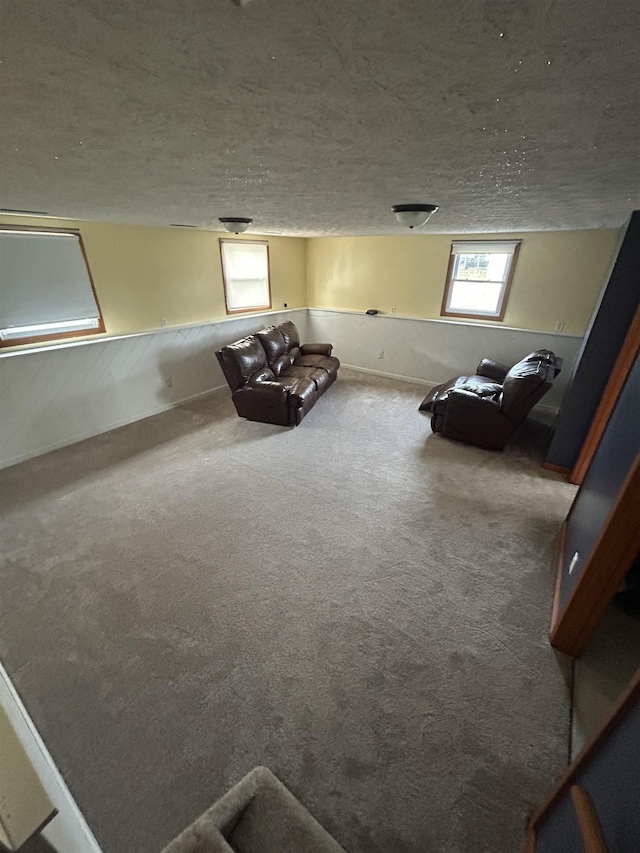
[219,238,272,315]
[0,224,106,348]
[440,240,521,322]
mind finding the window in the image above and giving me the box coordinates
[220,239,271,314]
[441,240,521,321]
[0,227,105,346]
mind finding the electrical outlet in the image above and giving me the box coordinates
[378,350,384,359]
[161,318,168,328]
[165,375,173,388]
[391,307,397,315]
[555,320,565,332]
[568,551,579,575]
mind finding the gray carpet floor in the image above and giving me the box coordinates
[0,369,576,853]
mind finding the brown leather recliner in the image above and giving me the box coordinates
[216,320,340,426]
[419,350,562,450]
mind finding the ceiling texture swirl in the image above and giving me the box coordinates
[1,0,639,235]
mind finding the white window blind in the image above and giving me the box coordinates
[220,240,271,312]
[451,241,520,255]
[0,230,101,338]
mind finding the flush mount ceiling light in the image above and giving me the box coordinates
[219,217,253,234]
[392,203,439,229]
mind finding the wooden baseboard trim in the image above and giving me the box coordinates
[550,454,640,657]
[523,826,536,852]
[528,669,640,832]
[542,461,572,475]
[571,303,640,487]
[550,521,567,633]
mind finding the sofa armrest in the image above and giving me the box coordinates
[442,388,514,450]
[232,381,293,426]
[476,358,509,383]
[300,343,333,356]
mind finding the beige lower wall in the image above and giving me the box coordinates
[306,230,620,336]
[0,215,307,343]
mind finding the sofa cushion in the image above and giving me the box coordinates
[289,377,318,409]
[256,326,287,365]
[456,380,502,401]
[309,368,331,393]
[266,375,317,409]
[294,354,339,374]
[278,321,300,350]
[283,365,317,379]
[250,368,276,383]
[281,365,332,394]
[501,356,548,413]
[419,374,499,413]
[217,336,268,392]
[271,353,294,376]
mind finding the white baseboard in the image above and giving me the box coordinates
[0,662,103,853]
[341,363,559,415]
[0,385,227,471]
[341,363,438,388]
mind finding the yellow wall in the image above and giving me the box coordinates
[0,215,307,341]
[306,229,619,335]
[1,214,620,345]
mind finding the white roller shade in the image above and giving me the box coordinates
[0,230,100,329]
[221,241,270,311]
[451,240,520,255]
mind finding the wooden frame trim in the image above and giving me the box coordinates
[526,667,640,840]
[550,453,640,657]
[542,461,571,476]
[570,303,640,486]
[570,786,608,853]
[522,827,536,853]
[219,238,272,316]
[550,520,567,632]
[440,241,521,322]
[0,225,106,348]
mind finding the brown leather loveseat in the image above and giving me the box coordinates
[216,320,340,426]
[419,350,562,450]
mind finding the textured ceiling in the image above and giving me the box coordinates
[1,0,639,235]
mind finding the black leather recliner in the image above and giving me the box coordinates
[419,350,562,450]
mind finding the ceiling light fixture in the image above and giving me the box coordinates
[392,203,439,229]
[219,217,253,234]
